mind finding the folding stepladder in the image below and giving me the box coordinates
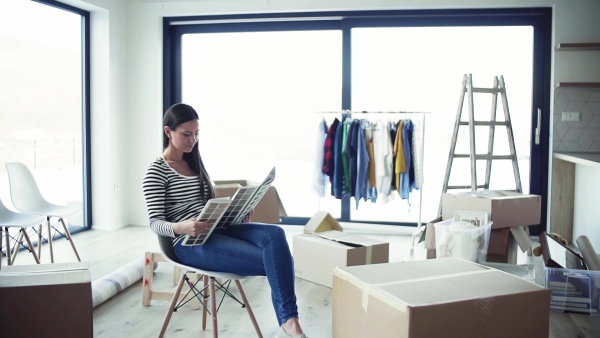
[440,74,522,212]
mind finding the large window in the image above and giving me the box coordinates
[0,1,90,231]
[181,30,343,217]
[165,8,551,232]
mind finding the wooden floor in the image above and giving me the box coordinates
[2,224,599,338]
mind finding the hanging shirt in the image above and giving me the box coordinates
[400,119,414,202]
[389,122,398,191]
[345,120,360,197]
[312,118,328,197]
[393,120,406,192]
[411,119,424,189]
[332,120,345,198]
[355,120,370,208]
[322,118,340,184]
[341,119,352,195]
[373,120,394,203]
[365,122,378,203]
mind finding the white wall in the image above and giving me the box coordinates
[73,0,600,230]
[59,0,128,230]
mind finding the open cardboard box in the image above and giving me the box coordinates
[293,211,389,288]
[0,262,93,338]
[333,257,551,338]
[213,179,287,224]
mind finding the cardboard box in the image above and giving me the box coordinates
[214,180,287,224]
[487,228,519,264]
[441,190,541,230]
[0,262,93,338]
[545,266,600,315]
[333,258,551,338]
[293,211,389,288]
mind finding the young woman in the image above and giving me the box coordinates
[142,103,307,338]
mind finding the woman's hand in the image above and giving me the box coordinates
[173,218,212,237]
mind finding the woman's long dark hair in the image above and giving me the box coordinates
[163,103,215,202]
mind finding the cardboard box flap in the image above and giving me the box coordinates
[0,261,90,274]
[314,230,384,247]
[296,233,359,249]
[0,263,91,288]
[509,226,533,252]
[304,211,343,234]
[470,190,531,199]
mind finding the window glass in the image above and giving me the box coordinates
[181,30,342,217]
[351,26,533,223]
[0,0,84,227]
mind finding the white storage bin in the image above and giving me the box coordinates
[434,219,492,263]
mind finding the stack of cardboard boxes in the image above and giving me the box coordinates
[431,190,542,263]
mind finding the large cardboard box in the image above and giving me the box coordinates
[333,258,551,338]
[214,180,287,224]
[0,262,93,338]
[441,190,541,230]
[293,211,389,288]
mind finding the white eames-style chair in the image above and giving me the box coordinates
[156,234,262,338]
[0,196,45,269]
[5,162,81,263]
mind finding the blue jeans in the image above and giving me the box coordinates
[174,222,298,326]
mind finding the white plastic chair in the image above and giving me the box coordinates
[156,234,262,338]
[5,162,81,263]
[0,196,45,269]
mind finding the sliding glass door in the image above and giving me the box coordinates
[164,8,551,231]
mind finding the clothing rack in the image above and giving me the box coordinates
[319,110,429,255]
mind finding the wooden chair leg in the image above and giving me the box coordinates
[142,252,154,307]
[21,229,40,264]
[11,230,25,263]
[235,280,263,338]
[202,275,209,330]
[159,272,187,338]
[1,228,3,269]
[209,277,218,338]
[3,227,11,266]
[59,218,81,261]
[37,223,43,260]
[47,218,54,263]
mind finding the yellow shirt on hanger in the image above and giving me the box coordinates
[393,120,406,191]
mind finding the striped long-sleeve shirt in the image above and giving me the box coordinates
[142,157,208,245]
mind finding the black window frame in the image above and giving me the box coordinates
[163,7,552,233]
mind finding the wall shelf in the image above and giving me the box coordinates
[555,82,600,88]
[555,43,600,87]
[556,43,600,50]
